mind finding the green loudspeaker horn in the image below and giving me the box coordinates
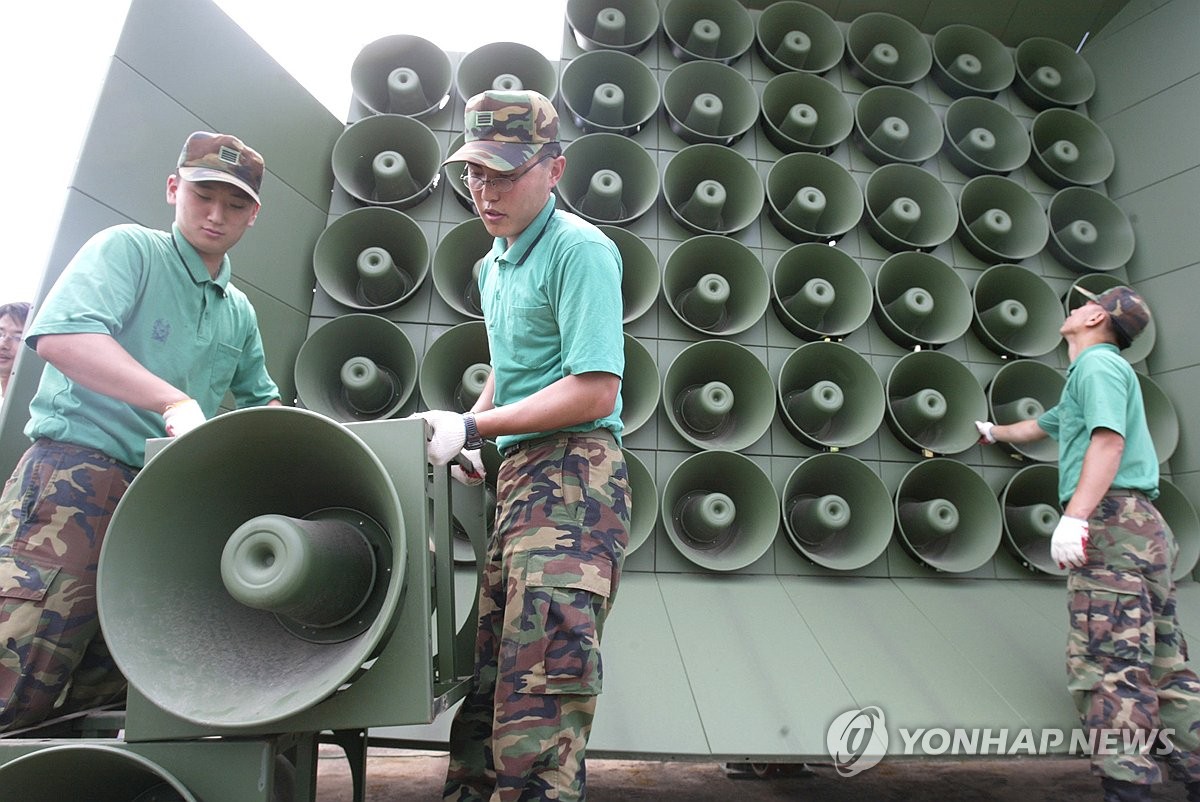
[765,152,864,244]
[1029,107,1116,188]
[622,333,660,436]
[432,218,492,320]
[777,340,885,449]
[442,132,475,214]
[623,449,659,555]
[760,72,854,154]
[294,314,418,423]
[455,41,558,101]
[771,243,873,340]
[1046,187,1136,272]
[986,359,1064,463]
[873,252,973,349]
[886,350,987,456]
[943,96,1031,177]
[782,453,893,571]
[1158,478,1200,581]
[566,0,661,54]
[557,133,660,226]
[0,745,197,801]
[1137,373,1180,463]
[663,59,759,145]
[418,321,491,413]
[972,263,1065,358]
[754,0,843,75]
[894,458,1003,573]
[663,234,769,336]
[863,163,959,252]
[957,175,1050,263]
[1014,36,1096,111]
[561,49,661,135]
[312,206,429,311]
[853,85,944,166]
[844,12,933,88]
[331,114,442,210]
[661,449,779,571]
[662,0,754,64]
[1065,275,1157,364]
[930,24,1015,98]
[663,143,765,235]
[599,225,660,324]
[350,34,452,118]
[1000,464,1066,576]
[662,339,775,451]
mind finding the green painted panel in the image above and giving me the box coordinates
[1122,168,1200,283]
[1139,272,1200,377]
[1141,367,1200,473]
[1103,75,1200,196]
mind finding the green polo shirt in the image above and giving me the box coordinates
[478,195,624,453]
[1038,343,1158,505]
[24,223,280,467]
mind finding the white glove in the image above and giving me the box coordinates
[408,410,467,465]
[451,448,485,486]
[975,420,996,445]
[163,398,206,437]
[1051,515,1090,569]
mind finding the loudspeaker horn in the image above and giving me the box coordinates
[1046,187,1136,273]
[957,175,1050,263]
[853,85,944,166]
[1137,373,1180,463]
[662,234,770,336]
[771,243,873,340]
[844,11,933,88]
[777,340,885,449]
[661,449,779,571]
[561,49,661,136]
[0,745,197,801]
[863,163,959,252]
[972,263,1065,358]
[597,224,660,324]
[557,133,660,226]
[295,314,419,423]
[661,0,754,64]
[986,359,1064,463]
[886,350,988,456]
[1065,275,1157,364]
[432,218,493,320]
[662,339,775,452]
[754,0,844,75]
[566,0,661,54]
[894,458,1003,573]
[1029,107,1116,188]
[873,251,973,349]
[312,206,430,311]
[760,72,854,154]
[782,452,894,571]
[765,152,864,244]
[943,96,1032,177]
[350,34,453,119]
[1000,464,1065,576]
[1013,36,1096,111]
[930,24,1015,98]
[663,143,765,235]
[455,41,559,101]
[418,321,492,413]
[442,132,475,214]
[623,448,659,555]
[331,114,442,210]
[622,333,660,437]
[1158,478,1200,582]
[663,59,759,146]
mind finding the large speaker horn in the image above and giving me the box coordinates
[972,263,1065,358]
[886,350,988,456]
[755,0,843,75]
[943,96,1031,177]
[455,41,558,101]
[599,224,660,324]
[873,251,973,349]
[350,34,453,118]
[782,453,894,571]
[561,49,661,136]
[844,11,933,88]
[1013,36,1096,111]
[957,175,1050,263]
[566,0,661,54]
[441,132,476,214]
[661,0,754,64]
[1137,373,1180,463]
[765,152,864,244]
[661,449,779,571]
[662,234,769,336]
[623,448,659,555]
[1065,275,1157,364]
[986,359,1064,463]
[1158,479,1200,582]
[771,243,873,341]
[313,207,429,311]
[863,163,959,252]
[853,85,944,166]
[777,340,885,449]
[894,458,1003,573]
[760,72,854,154]
[663,143,765,235]
[0,745,197,801]
[432,218,492,320]
[999,464,1065,576]
[295,314,419,422]
[557,133,660,226]
[662,339,775,452]
[621,333,661,437]
[663,59,759,145]
[1046,187,1136,273]
[418,321,491,413]
[1029,107,1116,188]
[930,24,1015,98]
[331,114,442,210]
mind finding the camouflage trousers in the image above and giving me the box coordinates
[1067,489,1200,784]
[444,429,630,802]
[0,439,135,732]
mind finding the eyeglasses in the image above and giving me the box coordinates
[0,333,22,344]
[460,154,554,194]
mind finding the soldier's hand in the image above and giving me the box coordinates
[408,410,467,466]
[452,448,485,486]
[975,420,996,445]
[1051,515,1089,569]
[163,398,206,437]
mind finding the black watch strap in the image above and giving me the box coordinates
[463,413,484,449]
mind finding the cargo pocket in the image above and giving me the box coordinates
[0,554,60,603]
[1067,568,1151,666]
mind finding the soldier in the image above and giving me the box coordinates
[0,301,31,399]
[0,131,281,732]
[412,89,629,802]
[977,286,1200,801]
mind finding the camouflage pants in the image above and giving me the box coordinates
[1067,489,1200,784]
[445,430,629,802]
[0,439,135,732]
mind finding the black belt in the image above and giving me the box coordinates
[500,428,614,458]
[1107,488,1151,499]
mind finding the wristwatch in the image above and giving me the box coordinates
[463,413,484,449]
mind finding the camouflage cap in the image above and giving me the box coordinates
[1076,285,1151,349]
[442,89,559,172]
[176,131,265,205]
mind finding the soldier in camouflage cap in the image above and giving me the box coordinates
[1075,285,1152,350]
[443,89,560,172]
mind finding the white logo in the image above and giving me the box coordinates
[827,706,889,777]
